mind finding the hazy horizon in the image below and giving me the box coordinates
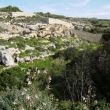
[0,0,110,19]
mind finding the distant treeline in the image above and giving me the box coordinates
[36,12,68,19]
[0,5,22,12]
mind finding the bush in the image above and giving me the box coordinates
[59,100,72,110]
[0,5,22,12]
[0,88,59,110]
[74,103,88,110]
[0,67,26,90]
[102,33,110,42]
[98,100,110,110]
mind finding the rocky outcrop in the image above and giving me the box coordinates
[0,16,101,42]
[0,33,19,40]
[34,24,74,38]
[0,12,9,19]
[0,21,75,39]
[0,48,20,66]
[0,22,30,34]
[0,51,15,66]
[72,21,93,31]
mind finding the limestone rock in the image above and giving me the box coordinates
[24,56,32,62]
[49,18,73,28]
[0,48,20,66]
[0,51,15,66]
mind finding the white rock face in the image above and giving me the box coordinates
[49,18,73,28]
[12,12,35,17]
[24,56,31,62]
[0,51,15,66]
[6,48,20,55]
[0,48,20,66]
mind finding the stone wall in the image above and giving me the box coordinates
[12,12,35,17]
[49,18,73,28]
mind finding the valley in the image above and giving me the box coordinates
[0,6,110,110]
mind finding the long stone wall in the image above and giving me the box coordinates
[73,30,102,42]
[49,18,73,28]
[12,12,35,17]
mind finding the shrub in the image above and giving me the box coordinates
[102,33,110,42]
[0,88,59,110]
[59,100,72,110]
[0,6,22,12]
[98,100,110,110]
[0,67,26,90]
[74,103,88,110]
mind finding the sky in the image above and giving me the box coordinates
[0,0,110,19]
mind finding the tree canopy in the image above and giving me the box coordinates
[0,5,22,12]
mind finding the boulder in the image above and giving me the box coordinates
[0,51,15,66]
[0,48,20,66]
[24,56,31,62]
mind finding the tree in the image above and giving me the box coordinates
[0,6,22,12]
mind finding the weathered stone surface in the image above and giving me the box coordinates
[49,18,73,28]
[33,24,75,38]
[12,12,35,17]
[0,48,20,66]
[24,56,32,62]
[0,51,15,66]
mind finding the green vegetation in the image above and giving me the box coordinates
[0,5,22,12]
[9,37,42,48]
[37,12,67,19]
[0,67,26,91]
[13,15,48,24]
[0,39,10,45]
[0,88,58,110]
[88,19,110,33]
[0,5,110,109]
[90,19,110,27]
[19,57,54,69]
[70,17,110,33]
[0,26,110,109]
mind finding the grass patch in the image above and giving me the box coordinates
[19,57,54,70]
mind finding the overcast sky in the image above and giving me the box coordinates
[0,0,110,19]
